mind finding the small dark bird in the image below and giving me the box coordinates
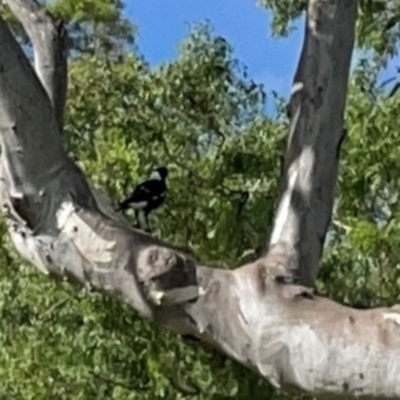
[116,166,169,231]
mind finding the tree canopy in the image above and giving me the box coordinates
[0,0,400,399]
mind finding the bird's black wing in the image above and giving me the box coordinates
[117,179,166,211]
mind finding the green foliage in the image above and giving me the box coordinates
[259,0,400,65]
[319,61,400,308]
[65,24,280,267]
[357,0,400,63]
[257,0,305,37]
[1,1,400,399]
[0,0,135,57]
[0,22,289,399]
[50,0,135,56]
[49,0,124,22]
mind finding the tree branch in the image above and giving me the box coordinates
[3,0,67,131]
[1,1,400,399]
[266,0,356,287]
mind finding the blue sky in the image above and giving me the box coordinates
[125,1,398,102]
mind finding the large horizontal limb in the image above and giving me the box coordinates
[7,197,400,399]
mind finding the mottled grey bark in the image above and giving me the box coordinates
[1,0,400,398]
[3,0,67,131]
[267,0,355,287]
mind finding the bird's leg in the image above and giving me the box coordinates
[144,211,152,233]
[134,210,141,229]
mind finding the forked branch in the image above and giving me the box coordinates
[0,0,400,398]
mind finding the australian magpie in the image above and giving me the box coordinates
[116,166,169,231]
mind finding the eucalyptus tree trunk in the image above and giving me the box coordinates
[1,0,400,398]
[266,0,354,287]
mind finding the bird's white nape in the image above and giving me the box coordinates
[130,201,148,209]
[149,170,162,180]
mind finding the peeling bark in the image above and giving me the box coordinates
[1,0,400,398]
[267,0,356,287]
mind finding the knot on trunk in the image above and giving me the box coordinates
[137,246,199,306]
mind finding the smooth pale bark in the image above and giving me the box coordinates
[2,0,67,131]
[1,0,400,398]
[267,0,355,287]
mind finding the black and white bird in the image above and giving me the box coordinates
[116,166,169,231]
